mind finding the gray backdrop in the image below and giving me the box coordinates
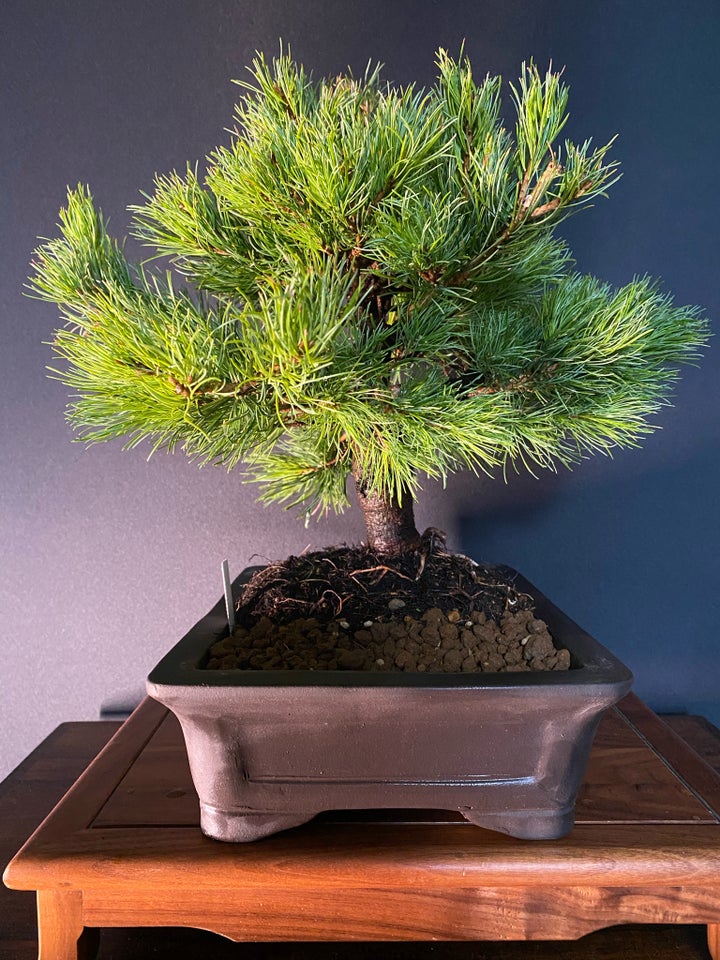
[2,0,718,779]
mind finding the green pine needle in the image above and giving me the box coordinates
[29,50,709,517]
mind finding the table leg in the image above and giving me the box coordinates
[36,890,97,960]
[709,924,720,960]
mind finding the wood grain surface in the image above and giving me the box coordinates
[2,699,720,959]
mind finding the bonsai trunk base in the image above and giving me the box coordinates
[147,564,632,843]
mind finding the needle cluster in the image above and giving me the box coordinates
[30,50,708,518]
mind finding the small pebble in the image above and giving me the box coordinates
[337,649,366,670]
[205,598,570,676]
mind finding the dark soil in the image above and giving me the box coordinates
[204,532,571,674]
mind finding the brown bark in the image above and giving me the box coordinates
[354,475,421,557]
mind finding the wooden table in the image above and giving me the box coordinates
[4,694,720,960]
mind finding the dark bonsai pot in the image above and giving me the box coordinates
[146,564,632,843]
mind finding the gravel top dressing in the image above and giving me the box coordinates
[205,541,571,674]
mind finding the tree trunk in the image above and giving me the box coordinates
[354,475,421,557]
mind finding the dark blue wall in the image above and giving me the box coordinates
[1,0,718,775]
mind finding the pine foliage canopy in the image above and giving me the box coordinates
[30,50,708,516]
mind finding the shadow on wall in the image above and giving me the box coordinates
[457,447,720,722]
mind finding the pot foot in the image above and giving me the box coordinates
[460,807,574,840]
[200,803,316,842]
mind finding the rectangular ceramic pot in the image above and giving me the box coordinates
[147,564,632,842]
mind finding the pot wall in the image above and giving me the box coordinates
[147,567,632,841]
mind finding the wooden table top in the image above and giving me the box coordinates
[3,694,720,959]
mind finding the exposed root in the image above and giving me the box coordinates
[235,532,534,632]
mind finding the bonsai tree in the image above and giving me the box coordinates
[30,51,708,560]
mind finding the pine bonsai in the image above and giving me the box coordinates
[31,50,708,564]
